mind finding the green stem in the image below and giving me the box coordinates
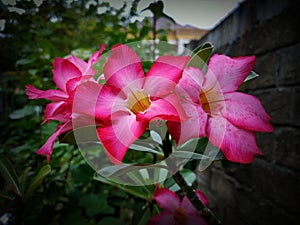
[162,134,221,224]
[172,171,221,225]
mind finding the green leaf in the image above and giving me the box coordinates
[0,155,21,195]
[129,144,162,155]
[240,70,259,88]
[60,208,89,225]
[187,42,214,72]
[172,151,210,160]
[59,125,99,144]
[23,164,51,202]
[97,217,125,225]
[176,138,224,161]
[79,194,114,217]
[20,167,31,194]
[97,161,169,186]
[15,58,35,66]
[94,174,155,201]
[9,105,36,120]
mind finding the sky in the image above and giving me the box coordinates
[108,0,242,29]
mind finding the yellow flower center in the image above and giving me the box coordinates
[199,90,210,114]
[174,207,187,224]
[127,90,151,114]
[199,87,223,115]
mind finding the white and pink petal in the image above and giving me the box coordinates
[177,67,204,103]
[168,101,207,145]
[25,85,68,101]
[43,102,69,123]
[52,58,82,92]
[104,44,144,90]
[136,94,188,123]
[97,112,147,164]
[205,54,255,93]
[146,55,190,84]
[37,121,73,162]
[206,116,262,163]
[222,92,273,132]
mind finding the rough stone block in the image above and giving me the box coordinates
[274,127,300,171]
[251,88,294,126]
[276,42,300,86]
[245,52,277,90]
[236,159,299,215]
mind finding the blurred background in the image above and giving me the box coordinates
[0,0,299,225]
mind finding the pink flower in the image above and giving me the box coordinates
[25,45,105,161]
[168,54,273,163]
[95,44,190,164]
[148,188,208,225]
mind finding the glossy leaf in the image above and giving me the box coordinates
[240,70,259,88]
[20,167,31,194]
[9,105,36,120]
[79,194,114,217]
[0,155,21,195]
[97,162,169,186]
[187,42,214,72]
[24,164,51,202]
[59,125,99,144]
[172,151,210,160]
[98,217,126,225]
[94,174,155,201]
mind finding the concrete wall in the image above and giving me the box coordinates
[187,0,300,224]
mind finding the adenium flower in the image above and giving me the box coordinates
[25,45,105,161]
[95,44,190,164]
[148,188,208,225]
[169,54,273,163]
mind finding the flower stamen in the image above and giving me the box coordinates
[199,88,223,115]
[127,90,151,114]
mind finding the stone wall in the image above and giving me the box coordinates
[187,0,300,224]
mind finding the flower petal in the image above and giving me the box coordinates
[84,44,105,68]
[154,188,180,212]
[71,81,107,118]
[186,214,208,225]
[93,85,127,120]
[37,121,72,162]
[67,44,105,76]
[181,190,208,215]
[147,211,175,225]
[146,55,190,84]
[25,85,68,101]
[223,92,273,132]
[136,94,188,123]
[206,116,262,163]
[104,44,144,90]
[97,112,147,164]
[43,102,69,123]
[195,190,209,206]
[52,58,82,92]
[168,99,207,145]
[180,196,198,215]
[178,67,204,102]
[205,54,255,93]
[67,56,90,75]
[143,76,178,98]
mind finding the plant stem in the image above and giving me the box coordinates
[162,134,221,225]
[172,171,221,225]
